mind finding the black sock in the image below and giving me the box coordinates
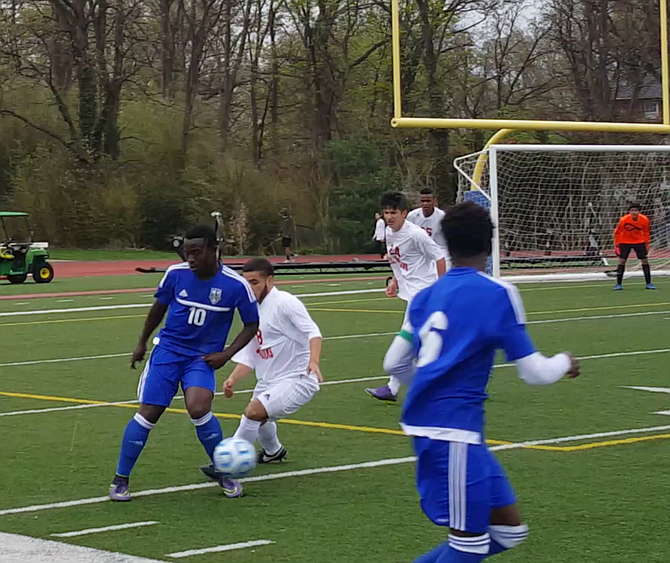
[643,264,651,284]
[617,264,625,285]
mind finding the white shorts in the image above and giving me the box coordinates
[253,375,319,420]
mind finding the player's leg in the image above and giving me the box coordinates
[233,397,267,446]
[615,245,632,289]
[636,244,656,289]
[412,439,492,563]
[485,451,528,557]
[257,420,286,463]
[110,348,178,501]
[183,360,242,498]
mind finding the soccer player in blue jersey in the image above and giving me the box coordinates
[109,225,259,502]
[384,202,580,562]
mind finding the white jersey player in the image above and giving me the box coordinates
[224,258,322,464]
[406,188,449,265]
[365,191,446,403]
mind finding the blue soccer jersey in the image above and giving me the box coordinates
[400,267,536,444]
[153,262,259,356]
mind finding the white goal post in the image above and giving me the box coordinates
[454,145,670,282]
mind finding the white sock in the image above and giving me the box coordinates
[387,376,401,395]
[234,415,261,445]
[258,421,283,455]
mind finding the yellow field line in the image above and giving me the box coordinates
[4,390,670,453]
[555,433,670,452]
[527,302,670,316]
[0,314,146,328]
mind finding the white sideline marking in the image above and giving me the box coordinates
[2,423,670,517]
[165,540,274,558]
[51,520,159,538]
[0,289,385,318]
[624,386,670,394]
[654,411,670,416]
[527,310,670,325]
[0,531,166,563]
[0,400,138,418]
[0,352,129,368]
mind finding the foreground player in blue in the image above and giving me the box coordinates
[384,202,580,562]
[109,226,259,501]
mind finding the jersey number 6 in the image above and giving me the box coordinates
[417,311,448,367]
[187,307,207,327]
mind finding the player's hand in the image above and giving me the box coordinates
[131,342,147,369]
[223,378,234,398]
[386,278,398,298]
[203,351,232,370]
[566,353,580,379]
[308,361,324,383]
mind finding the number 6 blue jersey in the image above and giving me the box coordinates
[401,267,536,444]
[153,263,259,356]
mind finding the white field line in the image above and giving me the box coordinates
[0,532,166,563]
[0,289,386,318]
[165,540,274,558]
[0,352,129,368]
[1,346,668,419]
[51,521,159,538]
[623,386,670,394]
[2,423,670,517]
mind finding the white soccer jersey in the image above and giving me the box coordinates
[374,218,386,241]
[407,207,447,250]
[386,220,445,301]
[232,287,321,386]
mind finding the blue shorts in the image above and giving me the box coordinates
[413,437,517,534]
[137,346,215,407]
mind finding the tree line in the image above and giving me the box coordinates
[0,0,666,253]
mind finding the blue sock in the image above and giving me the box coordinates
[414,542,448,563]
[487,541,506,557]
[192,412,223,462]
[116,413,155,478]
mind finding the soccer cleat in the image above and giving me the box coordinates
[646,283,657,290]
[613,284,623,291]
[257,446,287,464]
[109,479,131,502]
[365,385,398,403]
[219,476,243,498]
[200,463,221,481]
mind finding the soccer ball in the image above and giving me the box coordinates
[212,438,257,478]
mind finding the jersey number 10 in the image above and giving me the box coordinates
[187,307,207,326]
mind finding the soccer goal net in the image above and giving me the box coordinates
[454,145,670,282]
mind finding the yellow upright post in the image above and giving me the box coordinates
[391,0,402,120]
[661,0,670,125]
[471,129,513,190]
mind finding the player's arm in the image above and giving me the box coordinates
[416,228,447,277]
[223,360,254,398]
[131,300,168,369]
[644,216,651,248]
[382,324,416,386]
[204,282,260,370]
[500,287,580,385]
[613,217,624,252]
[285,296,324,381]
[131,269,175,368]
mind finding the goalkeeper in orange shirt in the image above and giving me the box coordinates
[613,203,655,290]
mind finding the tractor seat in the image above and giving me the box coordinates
[0,246,14,260]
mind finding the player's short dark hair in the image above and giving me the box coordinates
[380,191,408,211]
[184,225,217,249]
[243,257,274,278]
[442,202,494,258]
[419,188,434,196]
[629,202,641,211]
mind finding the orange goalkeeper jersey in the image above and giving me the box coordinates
[614,213,650,245]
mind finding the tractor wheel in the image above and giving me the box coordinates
[7,273,28,284]
[34,262,55,284]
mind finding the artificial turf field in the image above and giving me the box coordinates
[0,271,669,562]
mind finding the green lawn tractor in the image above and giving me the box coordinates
[0,212,54,284]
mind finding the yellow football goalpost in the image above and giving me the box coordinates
[390,0,670,135]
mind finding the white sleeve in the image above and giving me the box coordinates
[414,228,445,262]
[284,295,322,340]
[232,341,256,369]
[383,336,416,386]
[516,352,571,386]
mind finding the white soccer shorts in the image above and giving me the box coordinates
[253,375,319,420]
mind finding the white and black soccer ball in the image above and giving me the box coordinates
[213,438,257,478]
